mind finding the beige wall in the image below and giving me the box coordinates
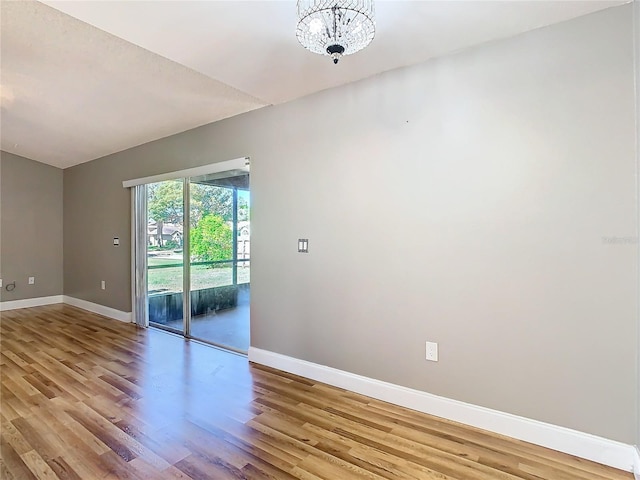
[0,152,64,301]
[63,6,638,444]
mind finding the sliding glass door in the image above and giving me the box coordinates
[146,179,185,334]
[188,173,249,352]
[132,159,250,353]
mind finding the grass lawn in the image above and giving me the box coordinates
[148,264,250,292]
[148,257,182,267]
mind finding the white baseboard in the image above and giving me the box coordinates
[634,446,640,480]
[0,295,64,311]
[63,296,131,323]
[248,347,636,473]
[0,294,131,323]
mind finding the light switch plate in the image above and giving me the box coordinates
[28,276,35,285]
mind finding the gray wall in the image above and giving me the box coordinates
[0,151,64,301]
[634,0,640,452]
[63,6,638,444]
[63,153,131,306]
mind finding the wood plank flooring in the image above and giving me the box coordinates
[0,304,633,480]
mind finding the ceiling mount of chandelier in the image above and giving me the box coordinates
[296,0,376,65]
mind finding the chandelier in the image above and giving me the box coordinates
[296,0,376,64]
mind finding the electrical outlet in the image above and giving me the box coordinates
[28,276,35,285]
[101,280,106,290]
[426,341,438,362]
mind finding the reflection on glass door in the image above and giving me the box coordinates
[189,172,250,352]
[146,179,185,334]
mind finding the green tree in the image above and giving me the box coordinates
[190,184,233,226]
[147,181,184,224]
[147,181,183,247]
[147,182,234,248]
[238,193,250,222]
[190,214,233,263]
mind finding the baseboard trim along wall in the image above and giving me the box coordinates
[634,446,640,480]
[0,295,64,311]
[248,347,637,473]
[62,296,132,323]
[0,294,132,323]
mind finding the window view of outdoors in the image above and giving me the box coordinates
[146,174,250,351]
[147,181,250,295]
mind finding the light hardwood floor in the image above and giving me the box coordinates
[0,304,633,479]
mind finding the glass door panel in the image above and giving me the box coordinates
[146,179,185,334]
[189,173,250,352]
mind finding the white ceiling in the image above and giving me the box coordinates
[0,0,626,169]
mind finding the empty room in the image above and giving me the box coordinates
[1,0,639,479]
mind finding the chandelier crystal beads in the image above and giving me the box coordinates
[296,0,376,64]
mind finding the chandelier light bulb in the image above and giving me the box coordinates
[309,18,323,34]
[296,0,376,65]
